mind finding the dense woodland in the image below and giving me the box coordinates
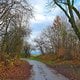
[0,0,32,65]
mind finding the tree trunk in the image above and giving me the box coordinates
[67,0,80,41]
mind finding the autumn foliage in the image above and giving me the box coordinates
[34,16,80,80]
[0,59,31,80]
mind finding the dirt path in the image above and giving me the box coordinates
[26,59,69,80]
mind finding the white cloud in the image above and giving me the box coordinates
[30,13,55,24]
[30,4,60,24]
[34,5,44,14]
[30,0,48,24]
[30,14,45,24]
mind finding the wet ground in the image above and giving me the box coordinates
[27,60,69,80]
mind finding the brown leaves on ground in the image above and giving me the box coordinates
[0,59,32,80]
[37,54,80,80]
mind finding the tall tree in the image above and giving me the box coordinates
[50,0,80,40]
[0,0,32,64]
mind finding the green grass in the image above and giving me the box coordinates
[29,56,54,66]
[29,56,41,61]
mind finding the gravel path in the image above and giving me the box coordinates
[27,60,69,80]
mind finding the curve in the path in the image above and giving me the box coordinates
[27,60,69,80]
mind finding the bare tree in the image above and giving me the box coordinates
[0,0,32,65]
[34,36,45,55]
[49,0,80,40]
[34,16,80,60]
